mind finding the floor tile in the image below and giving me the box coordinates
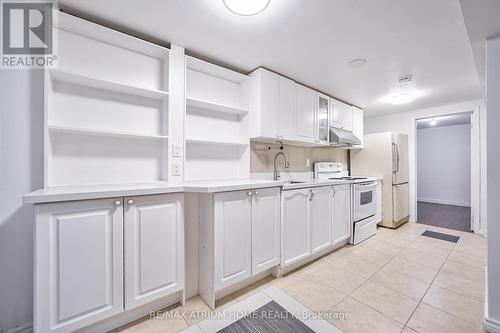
[262,286,312,321]
[422,285,484,326]
[182,296,213,325]
[441,260,485,282]
[303,261,367,295]
[385,257,439,283]
[304,317,343,333]
[370,267,430,300]
[334,254,382,279]
[396,248,446,269]
[350,280,419,324]
[349,245,394,266]
[407,303,483,333]
[179,325,203,333]
[401,326,419,333]
[433,271,485,302]
[328,297,404,333]
[453,244,487,259]
[407,239,454,258]
[282,275,346,312]
[117,313,188,333]
[447,249,487,268]
[272,270,307,290]
[362,238,406,256]
[322,245,355,264]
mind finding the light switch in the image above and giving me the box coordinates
[172,144,181,157]
[172,162,181,176]
[306,158,310,167]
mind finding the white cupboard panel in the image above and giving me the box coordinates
[252,188,281,274]
[278,76,296,140]
[310,187,333,253]
[282,189,311,267]
[330,99,353,131]
[35,199,123,333]
[214,191,252,290]
[351,107,364,149]
[295,84,316,142]
[125,194,184,310]
[332,185,351,245]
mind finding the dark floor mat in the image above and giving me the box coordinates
[422,230,460,243]
[217,301,315,333]
[417,201,471,232]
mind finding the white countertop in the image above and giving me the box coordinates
[23,179,285,204]
[281,177,379,190]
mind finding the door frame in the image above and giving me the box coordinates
[411,106,483,234]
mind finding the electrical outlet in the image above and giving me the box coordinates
[172,162,180,176]
[306,158,310,167]
[172,144,181,157]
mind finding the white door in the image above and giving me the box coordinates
[330,99,353,131]
[252,187,281,274]
[310,187,333,253]
[295,84,316,142]
[282,189,311,267]
[392,133,409,184]
[316,93,330,144]
[278,76,296,140]
[124,193,184,310]
[393,183,409,223]
[34,198,123,333]
[332,184,352,245]
[214,191,252,291]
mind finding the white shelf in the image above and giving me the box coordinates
[186,138,248,147]
[49,69,169,100]
[186,97,248,116]
[49,125,169,141]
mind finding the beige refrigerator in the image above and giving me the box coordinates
[351,132,409,228]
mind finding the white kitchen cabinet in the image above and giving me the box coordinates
[34,198,124,333]
[214,190,253,291]
[248,68,295,141]
[310,186,333,253]
[252,187,281,274]
[316,93,330,144]
[351,106,364,149]
[282,188,311,266]
[124,193,184,310]
[330,98,353,131]
[295,84,317,143]
[332,184,352,245]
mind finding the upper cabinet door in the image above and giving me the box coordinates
[350,106,364,149]
[124,193,184,310]
[278,76,296,140]
[214,190,252,291]
[332,184,352,245]
[295,84,317,142]
[317,93,330,144]
[310,187,333,253]
[251,187,281,275]
[282,189,311,267]
[34,198,124,333]
[259,69,281,139]
[330,99,353,131]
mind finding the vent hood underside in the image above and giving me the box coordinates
[329,127,361,146]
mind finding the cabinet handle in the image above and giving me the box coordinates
[332,187,336,198]
[114,200,121,206]
[127,199,134,205]
[247,191,253,196]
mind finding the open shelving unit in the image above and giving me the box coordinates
[44,16,171,187]
[184,56,250,181]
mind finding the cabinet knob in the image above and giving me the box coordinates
[114,200,121,206]
[247,191,252,196]
[254,191,258,195]
[127,199,134,205]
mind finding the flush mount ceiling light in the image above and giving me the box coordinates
[348,58,367,68]
[391,92,415,105]
[223,0,271,16]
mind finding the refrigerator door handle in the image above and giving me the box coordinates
[392,143,397,173]
[396,143,400,173]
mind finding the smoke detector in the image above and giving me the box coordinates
[398,74,414,85]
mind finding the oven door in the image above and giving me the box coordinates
[353,182,377,222]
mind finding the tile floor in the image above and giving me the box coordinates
[115,222,487,333]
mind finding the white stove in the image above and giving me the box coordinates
[314,162,378,245]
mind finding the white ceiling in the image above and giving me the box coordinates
[416,112,471,129]
[59,0,483,116]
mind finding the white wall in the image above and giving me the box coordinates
[364,99,486,232]
[485,37,500,331]
[417,124,471,206]
[0,70,44,330]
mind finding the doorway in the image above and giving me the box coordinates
[415,112,472,232]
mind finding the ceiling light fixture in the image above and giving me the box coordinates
[348,58,367,68]
[391,92,415,105]
[430,119,437,126]
[223,0,271,16]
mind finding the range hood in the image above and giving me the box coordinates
[329,127,361,146]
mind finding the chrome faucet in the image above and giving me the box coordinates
[273,151,290,180]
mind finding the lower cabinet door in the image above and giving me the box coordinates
[214,190,252,291]
[282,189,311,267]
[124,193,184,310]
[332,184,352,245]
[310,187,333,253]
[252,187,281,274]
[34,198,124,333]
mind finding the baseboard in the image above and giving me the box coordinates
[5,323,33,333]
[417,198,471,207]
